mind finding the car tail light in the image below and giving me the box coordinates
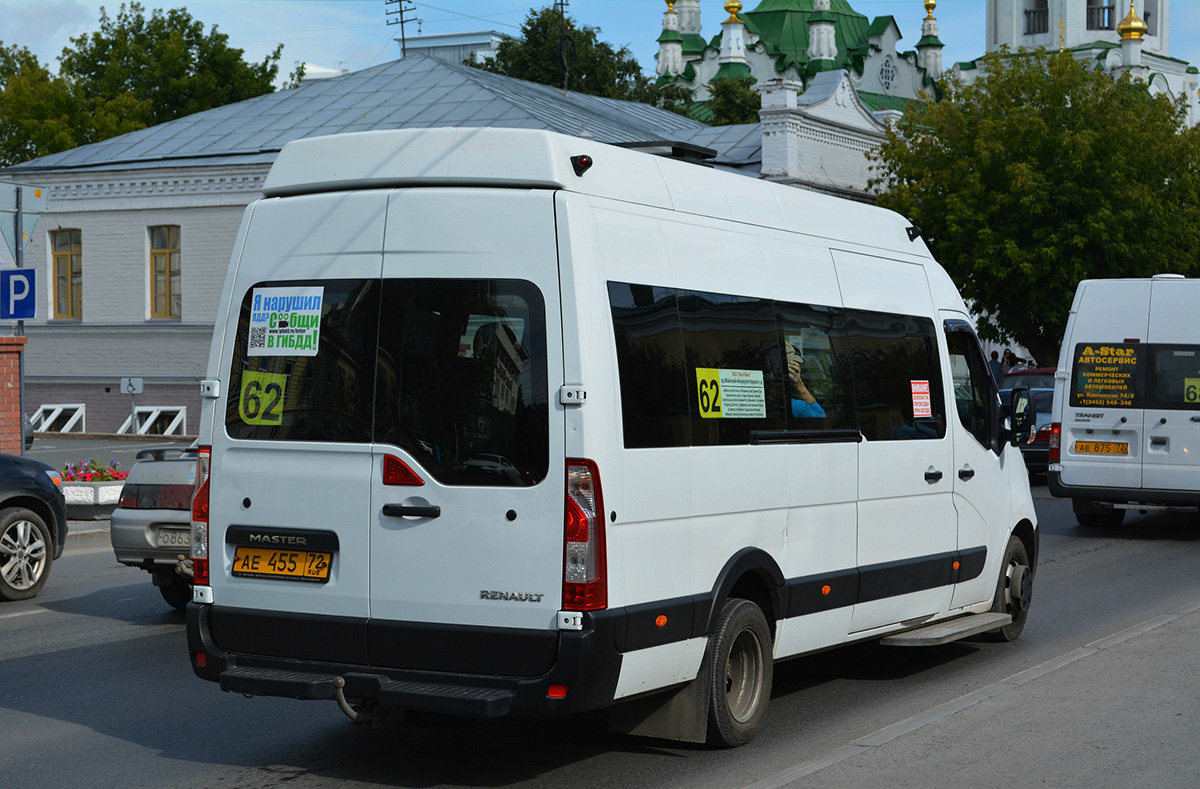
[118,484,140,508]
[191,446,211,586]
[563,459,606,611]
[1048,423,1061,463]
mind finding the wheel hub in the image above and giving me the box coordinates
[1008,563,1032,613]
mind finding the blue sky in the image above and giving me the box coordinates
[6,1,1198,84]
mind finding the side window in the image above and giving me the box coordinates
[776,301,855,431]
[945,328,996,448]
[679,291,785,445]
[609,282,691,448]
[226,279,379,442]
[52,229,82,319]
[847,310,946,441]
[375,279,549,486]
[150,225,181,319]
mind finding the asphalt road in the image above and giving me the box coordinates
[1,483,1197,788]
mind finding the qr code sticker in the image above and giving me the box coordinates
[250,326,267,349]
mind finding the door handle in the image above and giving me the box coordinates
[1191,416,1200,423]
[382,503,441,518]
[958,467,975,481]
[924,469,943,483]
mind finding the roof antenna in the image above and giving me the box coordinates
[579,121,595,140]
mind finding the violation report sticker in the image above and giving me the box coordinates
[695,367,766,419]
[911,380,932,418]
[247,286,323,356]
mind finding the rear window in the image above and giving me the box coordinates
[1147,345,1200,410]
[999,372,1054,389]
[226,278,548,486]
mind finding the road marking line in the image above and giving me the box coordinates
[740,601,1200,789]
[0,608,45,621]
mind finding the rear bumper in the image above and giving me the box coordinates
[1048,471,1200,508]
[186,603,624,717]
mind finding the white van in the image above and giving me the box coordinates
[1049,275,1200,526]
[185,128,1038,747]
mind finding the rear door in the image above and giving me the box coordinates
[212,192,386,636]
[1060,281,1151,490]
[367,189,565,671]
[1142,280,1200,491]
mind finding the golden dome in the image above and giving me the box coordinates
[665,0,675,12]
[724,0,743,24]
[1117,1,1148,40]
[924,0,937,19]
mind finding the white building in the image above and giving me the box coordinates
[960,1,1199,124]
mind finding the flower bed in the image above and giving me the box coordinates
[62,459,128,519]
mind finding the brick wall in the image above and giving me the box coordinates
[0,337,27,455]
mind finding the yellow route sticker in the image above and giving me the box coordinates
[695,367,765,419]
[239,370,288,425]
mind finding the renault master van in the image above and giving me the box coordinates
[186,128,1038,747]
[1050,275,1200,526]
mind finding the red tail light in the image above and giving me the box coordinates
[191,446,211,586]
[1048,423,1061,463]
[563,459,606,611]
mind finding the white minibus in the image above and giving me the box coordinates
[186,128,1038,747]
[1050,275,1200,525]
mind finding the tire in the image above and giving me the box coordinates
[159,573,191,610]
[706,598,773,748]
[0,507,53,602]
[982,535,1033,643]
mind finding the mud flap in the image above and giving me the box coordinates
[608,648,712,744]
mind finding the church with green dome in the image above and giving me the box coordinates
[655,0,946,117]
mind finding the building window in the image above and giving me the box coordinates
[879,58,896,91]
[52,229,82,319]
[150,225,181,318]
[1025,0,1049,35]
[1087,1,1116,31]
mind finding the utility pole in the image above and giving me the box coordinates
[556,0,574,93]
[385,0,421,58]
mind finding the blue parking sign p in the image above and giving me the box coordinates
[1,269,35,319]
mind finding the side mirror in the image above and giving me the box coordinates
[1008,386,1035,446]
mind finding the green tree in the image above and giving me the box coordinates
[0,2,281,166]
[708,75,761,126]
[869,49,1200,366]
[470,6,651,102]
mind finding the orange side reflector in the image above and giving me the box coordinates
[821,585,831,596]
[953,561,961,570]
[547,684,568,699]
[655,615,668,627]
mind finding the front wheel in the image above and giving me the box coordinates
[982,534,1033,642]
[706,598,773,748]
[0,507,53,601]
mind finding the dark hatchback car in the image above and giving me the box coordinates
[0,452,66,601]
[999,367,1056,475]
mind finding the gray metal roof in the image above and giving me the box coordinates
[3,55,768,174]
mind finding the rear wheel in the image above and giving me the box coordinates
[982,535,1033,642]
[706,598,773,748]
[0,507,53,601]
[159,573,191,610]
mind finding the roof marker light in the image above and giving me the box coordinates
[571,155,593,177]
